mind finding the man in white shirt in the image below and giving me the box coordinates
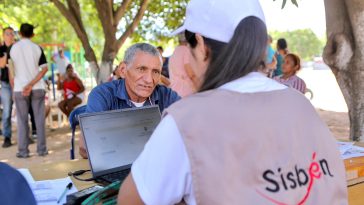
[52,49,69,77]
[9,23,48,158]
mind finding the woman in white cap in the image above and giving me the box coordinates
[117,0,348,204]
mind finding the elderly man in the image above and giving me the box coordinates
[79,43,180,158]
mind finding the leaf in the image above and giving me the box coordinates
[281,0,287,9]
[291,0,298,7]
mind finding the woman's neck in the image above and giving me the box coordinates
[278,49,287,55]
[282,72,295,79]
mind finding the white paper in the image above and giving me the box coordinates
[337,141,364,160]
[17,168,35,184]
[30,177,78,205]
[337,141,355,155]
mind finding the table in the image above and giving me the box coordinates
[29,159,364,204]
[345,142,364,205]
[29,159,95,190]
[349,183,364,205]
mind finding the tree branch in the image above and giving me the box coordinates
[116,0,150,51]
[66,0,82,27]
[95,0,115,37]
[49,0,97,64]
[113,0,132,26]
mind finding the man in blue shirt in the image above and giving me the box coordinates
[80,43,180,158]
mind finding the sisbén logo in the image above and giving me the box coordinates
[257,152,334,205]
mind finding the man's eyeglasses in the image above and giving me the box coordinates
[4,32,14,36]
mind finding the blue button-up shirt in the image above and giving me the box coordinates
[86,79,181,113]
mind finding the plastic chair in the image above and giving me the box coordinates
[305,88,314,100]
[69,105,87,159]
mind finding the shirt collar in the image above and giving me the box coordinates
[116,79,160,104]
[219,71,287,93]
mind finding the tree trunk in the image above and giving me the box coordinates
[51,0,150,84]
[323,0,364,141]
[97,60,114,84]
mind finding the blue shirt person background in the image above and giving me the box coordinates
[79,43,180,158]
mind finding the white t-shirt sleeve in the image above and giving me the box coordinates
[131,114,195,205]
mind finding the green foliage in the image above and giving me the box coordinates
[0,0,104,60]
[274,0,298,9]
[0,1,75,44]
[0,0,187,71]
[127,0,188,42]
[270,29,325,61]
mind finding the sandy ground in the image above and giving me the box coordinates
[0,68,351,168]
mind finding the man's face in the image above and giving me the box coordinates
[3,29,14,44]
[121,51,162,102]
[59,50,64,58]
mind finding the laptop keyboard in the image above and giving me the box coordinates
[100,168,131,183]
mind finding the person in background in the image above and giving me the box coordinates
[0,27,14,148]
[265,35,276,77]
[273,38,288,77]
[80,43,180,159]
[168,33,198,97]
[52,49,69,79]
[58,64,85,117]
[108,65,123,81]
[117,0,348,204]
[274,53,306,94]
[156,46,171,86]
[157,46,169,78]
[9,23,49,158]
[28,106,37,140]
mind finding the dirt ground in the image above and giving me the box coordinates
[0,68,351,168]
[0,123,82,168]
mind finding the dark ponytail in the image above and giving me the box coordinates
[198,16,267,91]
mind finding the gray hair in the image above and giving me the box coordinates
[123,43,161,65]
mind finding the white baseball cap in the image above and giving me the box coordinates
[173,0,266,43]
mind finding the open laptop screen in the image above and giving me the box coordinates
[79,106,161,177]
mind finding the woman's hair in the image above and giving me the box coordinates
[285,53,301,72]
[66,64,73,71]
[277,38,287,50]
[189,16,267,91]
[3,27,14,32]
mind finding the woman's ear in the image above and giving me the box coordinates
[195,34,209,62]
[294,64,300,71]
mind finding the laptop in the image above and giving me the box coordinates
[79,105,161,185]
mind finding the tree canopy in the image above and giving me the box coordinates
[270,29,325,61]
[0,0,187,62]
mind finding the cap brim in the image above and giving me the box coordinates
[171,25,186,36]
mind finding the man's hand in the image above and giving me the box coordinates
[22,84,32,96]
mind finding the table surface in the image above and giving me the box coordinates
[29,159,364,204]
[349,183,364,205]
[29,159,96,191]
